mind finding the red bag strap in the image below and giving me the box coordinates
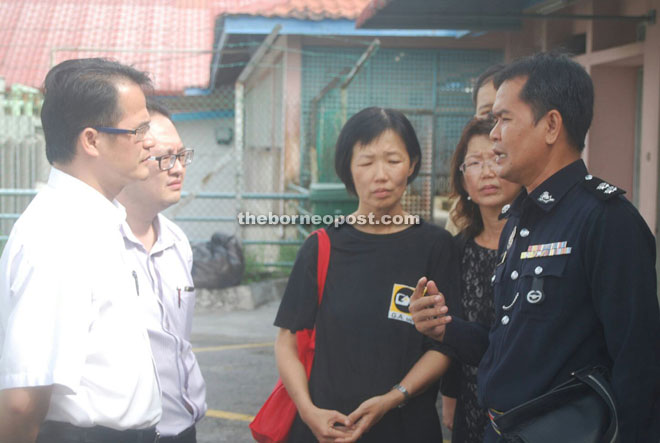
[310,228,330,305]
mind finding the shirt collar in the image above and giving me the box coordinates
[48,167,127,227]
[152,214,179,254]
[121,213,179,255]
[501,159,587,218]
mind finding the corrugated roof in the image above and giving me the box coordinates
[0,0,370,92]
[356,0,531,30]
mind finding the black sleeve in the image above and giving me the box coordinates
[440,359,460,398]
[427,229,461,325]
[423,228,462,360]
[426,231,491,367]
[442,316,490,367]
[438,233,465,398]
[273,234,319,332]
[584,198,660,442]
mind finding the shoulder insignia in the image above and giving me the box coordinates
[537,191,555,204]
[582,174,626,200]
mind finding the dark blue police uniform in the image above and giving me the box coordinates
[443,159,660,442]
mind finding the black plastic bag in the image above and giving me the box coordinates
[191,232,244,289]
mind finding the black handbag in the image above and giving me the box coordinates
[491,366,619,443]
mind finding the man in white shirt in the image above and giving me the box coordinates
[117,100,207,443]
[0,58,162,443]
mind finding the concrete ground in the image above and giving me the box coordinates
[191,300,452,443]
[191,300,280,443]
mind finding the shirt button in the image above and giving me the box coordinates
[501,315,510,325]
[511,270,519,280]
[491,274,496,283]
[501,204,510,214]
[520,228,529,237]
[585,174,593,180]
[534,266,543,275]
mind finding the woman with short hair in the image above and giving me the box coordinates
[274,107,458,443]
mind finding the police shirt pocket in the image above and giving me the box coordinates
[518,256,568,319]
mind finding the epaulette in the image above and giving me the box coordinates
[582,174,626,201]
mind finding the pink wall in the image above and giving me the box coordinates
[638,19,660,233]
[588,66,639,200]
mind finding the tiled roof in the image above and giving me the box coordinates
[355,0,390,28]
[220,0,372,20]
[0,0,369,92]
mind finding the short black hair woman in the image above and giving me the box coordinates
[274,107,459,442]
[441,117,521,442]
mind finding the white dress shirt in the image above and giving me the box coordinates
[121,214,207,437]
[0,168,161,430]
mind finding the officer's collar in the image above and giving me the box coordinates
[500,159,587,218]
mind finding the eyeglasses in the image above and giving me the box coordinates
[93,123,150,142]
[459,157,498,176]
[149,149,194,171]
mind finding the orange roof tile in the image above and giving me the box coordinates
[224,0,372,20]
[1,0,370,92]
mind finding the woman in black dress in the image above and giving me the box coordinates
[441,118,521,442]
[274,107,458,443]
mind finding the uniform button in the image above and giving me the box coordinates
[501,204,510,214]
[501,315,510,325]
[511,270,519,280]
[585,174,593,180]
[491,274,496,283]
[520,228,529,237]
[534,266,543,275]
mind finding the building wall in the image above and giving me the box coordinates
[567,0,659,234]
[639,18,660,234]
[283,35,302,185]
[589,66,639,201]
[164,117,236,242]
[158,92,237,242]
[513,0,659,294]
[274,0,659,234]
[499,0,659,236]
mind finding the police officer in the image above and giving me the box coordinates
[410,52,660,442]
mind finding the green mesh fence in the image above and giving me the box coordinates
[2,42,502,261]
[434,50,503,193]
[301,46,502,220]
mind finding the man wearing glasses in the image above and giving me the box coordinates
[0,58,162,442]
[117,100,206,443]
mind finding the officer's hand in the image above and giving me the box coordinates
[409,277,451,341]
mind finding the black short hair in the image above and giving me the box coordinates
[146,97,172,119]
[493,52,593,151]
[41,58,152,165]
[334,107,421,195]
[472,63,506,105]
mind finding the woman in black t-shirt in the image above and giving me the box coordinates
[274,107,458,443]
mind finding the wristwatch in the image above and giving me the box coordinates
[392,383,410,408]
